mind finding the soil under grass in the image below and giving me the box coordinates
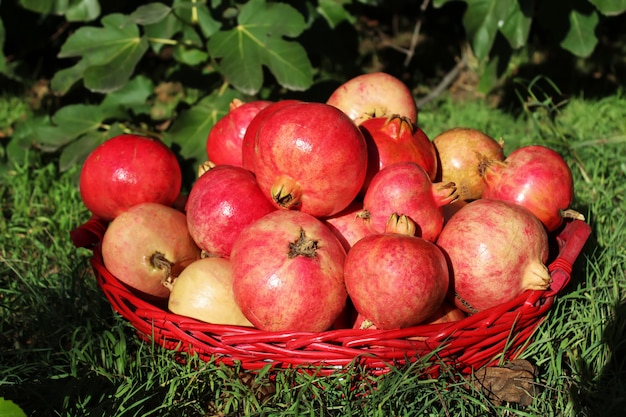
[1,90,625,416]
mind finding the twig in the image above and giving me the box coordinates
[416,52,469,109]
[403,0,431,67]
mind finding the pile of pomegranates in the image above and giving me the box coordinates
[78,71,583,334]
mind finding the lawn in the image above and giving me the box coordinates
[1,86,625,416]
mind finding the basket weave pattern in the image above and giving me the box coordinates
[72,217,590,376]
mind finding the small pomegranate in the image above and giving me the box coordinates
[360,115,437,193]
[323,200,375,251]
[79,134,182,220]
[433,127,505,201]
[206,98,272,167]
[185,165,275,258]
[252,102,368,217]
[362,162,458,241]
[344,214,449,329]
[231,210,347,332]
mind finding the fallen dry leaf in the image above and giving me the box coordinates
[472,359,539,406]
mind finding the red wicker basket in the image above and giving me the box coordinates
[71,216,590,376]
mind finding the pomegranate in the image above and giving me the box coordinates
[362,162,458,241]
[80,134,182,220]
[230,210,347,332]
[344,214,449,329]
[241,99,301,172]
[433,127,505,201]
[326,72,418,125]
[482,145,579,231]
[101,203,201,300]
[436,199,551,314]
[359,115,437,192]
[252,102,368,217]
[323,200,375,251]
[166,257,253,327]
[186,164,275,258]
[423,300,467,324]
[206,99,272,167]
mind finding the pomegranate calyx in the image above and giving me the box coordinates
[288,228,318,259]
[522,262,552,291]
[229,98,245,111]
[198,160,217,177]
[385,213,417,236]
[150,251,174,286]
[360,318,376,329]
[562,208,585,221]
[432,181,460,206]
[271,175,303,209]
[383,114,415,138]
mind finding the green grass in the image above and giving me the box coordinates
[1,88,625,416]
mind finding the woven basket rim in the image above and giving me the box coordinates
[74,217,591,375]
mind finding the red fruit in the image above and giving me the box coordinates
[231,210,347,332]
[252,102,368,217]
[362,162,458,241]
[206,99,272,167]
[482,145,578,231]
[241,99,301,172]
[436,199,551,313]
[101,203,201,300]
[185,165,275,258]
[79,134,182,221]
[326,72,418,125]
[344,214,449,329]
[359,115,437,193]
[423,300,467,324]
[166,257,253,327]
[323,200,375,251]
[433,127,505,201]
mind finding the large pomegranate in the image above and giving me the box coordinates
[206,99,272,167]
[185,165,276,258]
[344,214,449,329]
[80,134,182,220]
[433,127,505,201]
[482,145,578,231]
[326,72,418,125]
[230,210,347,332]
[101,203,201,300]
[362,162,458,242]
[252,102,368,217]
[436,199,551,313]
[359,115,437,192]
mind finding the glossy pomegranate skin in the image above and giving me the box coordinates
[206,99,272,167]
[252,102,368,217]
[79,134,182,221]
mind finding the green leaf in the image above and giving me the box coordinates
[432,0,459,8]
[65,0,101,22]
[589,0,626,15]
[59,130,106,172]
[50,60,89,94]
[463,0,517,60]
[0,397,27,417]
[18,0,68,14]
[37,104,105,150]
[144,12,184,53]
[560,9,599,57]
[100,75,154,118]
[171,0,221,38]
[207,0,313,95]
[0,18,6,74]
[163,87,239,162]
[131,2,172,25]
[500,0,533,49]
[57,13,149,92]
[317,0,356,28]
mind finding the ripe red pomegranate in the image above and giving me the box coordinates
[185,165,275,258]
[362,162,458,241]
[241,99,301,172]
[359,115,437,192]
[323,200,375,251]
[230,210,347,332]
[326,72,418,125]
[436,199,551,313]
[344,214,449,329]
[80,134,182,220]
[252,102,368,217]
[206,99,272,167]
[433,127,505,201]
[166,257,253,327]
[101,203,201,300]
[482,145,579,231]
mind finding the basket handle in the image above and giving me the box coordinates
[70,215,109,249]
[546,219,591,295]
